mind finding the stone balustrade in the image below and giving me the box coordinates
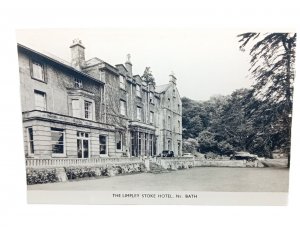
[156,157,194,170]
[26,157,142,169]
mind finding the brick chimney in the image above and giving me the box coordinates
[169,71,177,85]
[70,39,85,70]
[125,54,132,77]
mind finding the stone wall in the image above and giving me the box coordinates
[194,159,247,167]
[156,157,264,170]
[156,157,194,170]
[26,157,145,185]
[23,117,115,159]
[157,82,182,156]
[18,51,104,121]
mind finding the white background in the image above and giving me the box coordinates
[0,1,299,227]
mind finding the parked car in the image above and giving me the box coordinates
[158,150,174,157]
[230,151,258,161]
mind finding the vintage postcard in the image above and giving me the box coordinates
[16,29,295,205]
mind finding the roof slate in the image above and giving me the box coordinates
[155,84,171,93]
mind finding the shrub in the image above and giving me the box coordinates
[65,167,96,180]
[101,166,118,177]
[138,163,146,172]
[27,168,58,185]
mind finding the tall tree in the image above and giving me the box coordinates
[141,67,156,87]
[238,33,296,162]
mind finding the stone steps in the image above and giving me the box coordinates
[149,162,169,174]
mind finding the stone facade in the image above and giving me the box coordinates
[18,39,182,161]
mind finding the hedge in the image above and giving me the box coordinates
[27,163,146,184]
[27,169,58,185]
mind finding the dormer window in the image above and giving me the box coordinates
[74,77,83,88]
[120,75,125,90]
[136,85,141,97]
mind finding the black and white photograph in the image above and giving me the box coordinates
[15,29,296,205]
[1,1,300,227]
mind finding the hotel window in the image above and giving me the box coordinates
[131,132,135,157]
[34,90,46,111]
[51,128,65,155]
[168,116,171,129]
[71,99,81,118]
[99,135,107,155]
[137,106,142,121]
[120,100,126,116]
[149,134,153,156]
[150,111,154,124]
[144,134,148,156]
[178,142,181,153]
[167,98,171,108]
[84,101,93,120]
[116,132,123,150]
[178,120,181,131]
[27,127,34,155]
[138,132,142,155]
[136,85,141,97]
[120,75,125,89]
[74,77,83,88]
[149,92,154,104]
[31,60,45,81]
[77,132,89,158]
[168,140,172,151]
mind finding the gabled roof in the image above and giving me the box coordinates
[84,57,103,67]
[115,64,128,72]
[155,83,171,93]
[17,43,105,85]
[133,75,142,84]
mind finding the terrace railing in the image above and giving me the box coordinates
[26,157,142,169]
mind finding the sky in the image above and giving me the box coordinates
[16,28,253,101]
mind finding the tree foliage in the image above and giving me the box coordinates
[141,67,156,87]
[182,87,293,158]
[238,32,296,160]
[181,33,296,160]
[182,138,198,154]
